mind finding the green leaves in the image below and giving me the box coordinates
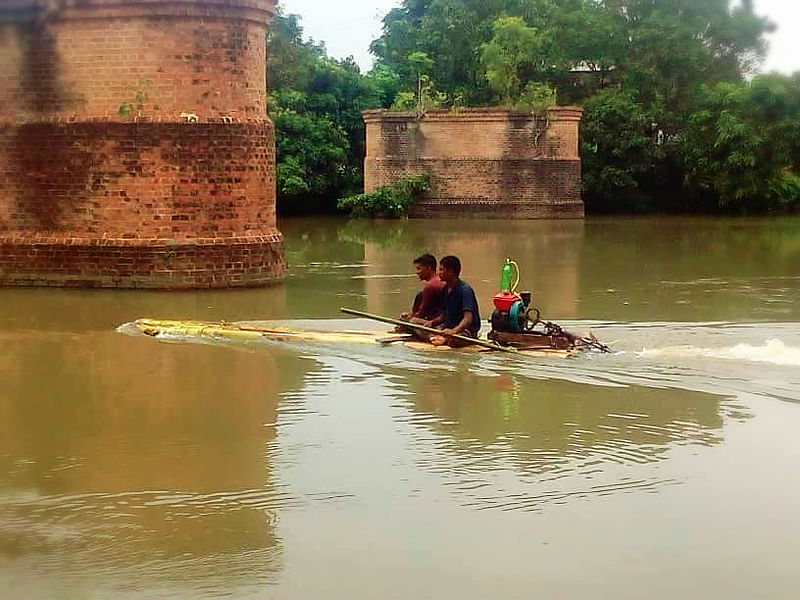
[579,88,660,212]
[681,76,800,211]
[269,0,794,215]
[337,174,432,218]
[272,100,349,197]
[268,9,379,213]
[408,51,435,77]
[480,17,544,104]
[517,81,557,111]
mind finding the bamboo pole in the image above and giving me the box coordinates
[340,307,519,355]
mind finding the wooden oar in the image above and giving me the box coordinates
[340,308,519,355]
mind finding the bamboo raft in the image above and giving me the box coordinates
[123,318,576,358]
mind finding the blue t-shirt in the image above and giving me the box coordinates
[442,279,481,336]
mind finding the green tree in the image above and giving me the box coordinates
[480,16,544,105]
[268,9,379,213]
[580,88,659,212]
[368,63,403,108]
[407,51,435,109]
[682,75,800,212]
[372,0,518,105]
[266,0,787,215]
[370,0,782,212]
[270,91,349,211]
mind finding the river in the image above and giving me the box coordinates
[1,216,799,598]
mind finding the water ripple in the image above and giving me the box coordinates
[461,477,682,512]
[0,486,353,563]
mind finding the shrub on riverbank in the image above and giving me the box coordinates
[337,174,431,218]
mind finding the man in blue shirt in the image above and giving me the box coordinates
[429,255,481,347]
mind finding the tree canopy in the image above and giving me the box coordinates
[269,0,799,214]
[268,10,380,213]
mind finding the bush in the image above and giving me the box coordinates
[516,82,557,111]
[337,174,432,218]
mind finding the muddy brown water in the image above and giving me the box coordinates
[2,217,799,598]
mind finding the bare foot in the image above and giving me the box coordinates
[430,335,447,346]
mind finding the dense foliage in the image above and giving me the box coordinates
[270,1,800,214]
[337,174,432,218]
[268,11,380,214]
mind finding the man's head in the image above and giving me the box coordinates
[413,253,437,281]
[438,255,461,285]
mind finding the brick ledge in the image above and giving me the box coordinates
[0,233,283,247]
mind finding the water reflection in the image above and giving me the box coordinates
[0,285,289,333]
[282,215,800,322]
[579,217,800,321]
[1,215,798,598]
[338,218,584,318]
[396,364,724,511]
[0,332,310,596]
[3,216,796,330]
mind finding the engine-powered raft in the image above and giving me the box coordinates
[341,259,608,354]
[120,259,609,358]
[122,317,579,358]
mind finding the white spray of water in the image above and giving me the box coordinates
[639,339,800,367]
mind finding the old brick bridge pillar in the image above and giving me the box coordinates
[0,0,284,288]
[364,107,584,219]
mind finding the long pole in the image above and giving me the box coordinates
[340,307,519,355]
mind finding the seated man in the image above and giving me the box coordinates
[429,255,481,347]
[400,253,445,326]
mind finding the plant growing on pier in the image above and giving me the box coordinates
[117,79,152,118]
[337,174,432,218]
[480,16,550,106]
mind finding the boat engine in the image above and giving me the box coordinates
[487,259,577,350]
[490,289,538,333]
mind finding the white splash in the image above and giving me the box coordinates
[639,339,800,367]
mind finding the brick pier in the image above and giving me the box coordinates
[363,107,584,219]
[0,0,283,288]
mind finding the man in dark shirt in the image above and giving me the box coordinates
[430,255,481,347]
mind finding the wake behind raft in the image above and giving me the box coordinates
[123,259,610,358]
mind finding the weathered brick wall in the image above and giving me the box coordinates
[0,0,283,288]
[0,236,283,288]
[0,12,268,121]
[363,107,584,219]
[0,122,275,237]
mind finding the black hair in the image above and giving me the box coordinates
[439,255,461,277]
[413,253,437,270]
